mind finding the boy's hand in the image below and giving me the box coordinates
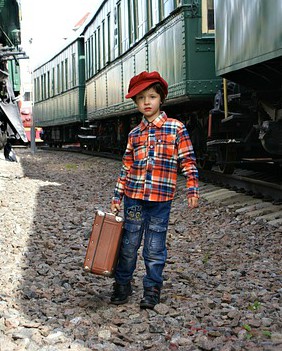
[111,203,121,214]
[188,197,199,208]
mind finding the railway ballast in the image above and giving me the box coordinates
[0,149,281,351]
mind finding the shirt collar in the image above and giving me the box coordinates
[140,112,167,131]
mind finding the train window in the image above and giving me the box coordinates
[52,68,55,96]
[57,64,60,94]
[90,35,94,76]
[36,77,40,101]
[41,75,43,100]
[94,31,97,73]
[202,0,214,33]
[147,0,152,30]
[151,0,160,26]
[72,53,76,86]
[85,40,89,78]
[107,13,111,63]
[159,0,164,20]
[47,71,50,98]
[87,39,91,78]
[44,73,47,100]
[137,0,147,39]
[61,61,64,92]
[97,26,101,70]
[41,74,45,100]
[128,0,137,44]
[40,76,43,100]
[33,79,36,101]
[33,78,36,101]
[65,58,68,90]
[88,38,92,77]
[117,3,122,55]
[85,39,88,78]
[102,20,106,67]
[113,3,122,57]
[163,0,175,17]
[128,0,132,44]
[40,77,42,100]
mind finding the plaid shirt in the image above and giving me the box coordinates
[112,112,199,204]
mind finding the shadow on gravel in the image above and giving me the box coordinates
[17,150,128,345]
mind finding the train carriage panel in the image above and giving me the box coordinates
[48,101,52,125]
[41,101,48,126]
[95,73,107,110]
[86,80,96,118]
[148,12,186,99]
[71,89,76,119]
[34,86,82,127]
[33,36,85,128]
[180,1,220,100]
[8,61,21,95]
[122,55,136,110]
[107,64,123,107]
[215,0,282,89]
[134,43,148,78]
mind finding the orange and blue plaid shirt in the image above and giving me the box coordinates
[113,112,199,204]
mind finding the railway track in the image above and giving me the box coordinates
[177,177,282,227]
[199,168,282,204]
[38,145,282,227]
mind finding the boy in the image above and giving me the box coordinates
[110,71,199,309]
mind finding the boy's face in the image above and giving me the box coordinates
[135,87,162,122]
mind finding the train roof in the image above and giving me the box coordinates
[215,0,282,77]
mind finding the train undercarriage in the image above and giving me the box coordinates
[40,85,282,175]
[0,70,28,160]
[202,83,282,174]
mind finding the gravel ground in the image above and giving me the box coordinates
[0,148,281,351]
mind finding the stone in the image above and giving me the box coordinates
[0,149,280,351]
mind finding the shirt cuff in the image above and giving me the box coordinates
[112,197,121,205]
[187,188,199,199]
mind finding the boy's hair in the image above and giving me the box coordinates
[132,83,166,103]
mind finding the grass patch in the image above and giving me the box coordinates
[65,163,78,170]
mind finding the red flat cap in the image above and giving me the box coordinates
[125,71,168,99]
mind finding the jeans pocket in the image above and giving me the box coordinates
[146,223,167,251]
[123,222,142,249]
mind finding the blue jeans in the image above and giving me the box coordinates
[115,195,172,289]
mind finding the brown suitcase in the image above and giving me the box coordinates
[83,210,123,277]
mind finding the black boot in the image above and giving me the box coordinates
[140,286,160,309]
[110,282,132,305]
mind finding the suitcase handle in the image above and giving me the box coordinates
[97,210,123,223]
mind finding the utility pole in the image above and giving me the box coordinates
[30,102,36,154]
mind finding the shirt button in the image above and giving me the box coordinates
[150,145,154,149]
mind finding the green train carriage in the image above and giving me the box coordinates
[33,0,221,156]
[81,0,220,154]
[33,36,86,147]
[7,60,21,96]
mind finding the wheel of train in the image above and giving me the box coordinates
[215,144,237,174]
